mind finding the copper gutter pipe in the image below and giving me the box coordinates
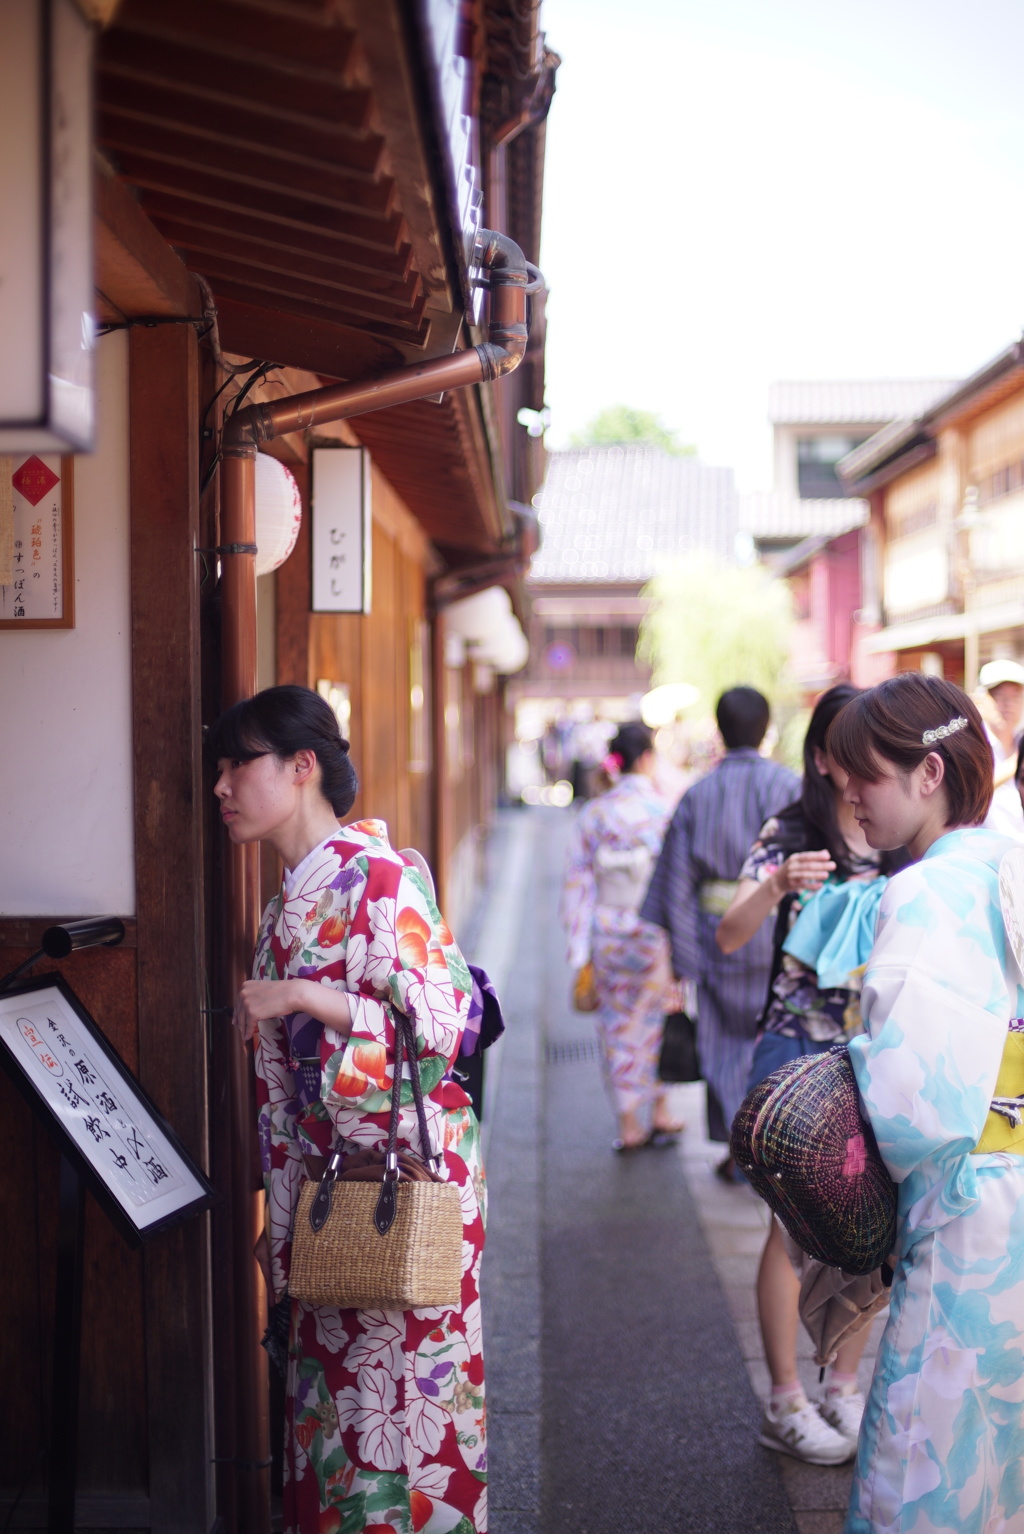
[216,228,534,1534]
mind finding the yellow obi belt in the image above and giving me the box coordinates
[974,1024,1024,1155]
[698,879,738,917]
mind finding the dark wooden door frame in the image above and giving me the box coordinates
[129,324,216,1534]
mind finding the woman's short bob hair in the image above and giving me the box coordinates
[826,672,993,828]
[208,684,358,818]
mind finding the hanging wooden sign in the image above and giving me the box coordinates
[0,453,74,628]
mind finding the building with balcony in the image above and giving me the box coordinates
[839,337,1024,690]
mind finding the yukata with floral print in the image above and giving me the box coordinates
[847,827,1024,1534]
[253,819,487,1534]
[741,810,885,1053]
[561,770,675,1122]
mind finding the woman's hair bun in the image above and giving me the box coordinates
[207,684,359,817]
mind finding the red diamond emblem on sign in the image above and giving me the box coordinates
[12,456,60,507]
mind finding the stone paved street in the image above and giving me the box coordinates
[470,807,885,1534]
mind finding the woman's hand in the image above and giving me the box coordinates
[233,979,297,1043]
[771,849,835,896]
[232,977,354,1045]
[716,850,835,955]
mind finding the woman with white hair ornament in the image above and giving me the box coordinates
[827,674,1024,1534]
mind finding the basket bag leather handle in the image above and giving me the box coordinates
[308,1012,440,1236]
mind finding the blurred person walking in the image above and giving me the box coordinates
[717,684,905,1465]
[641,687,798,1155]
[561,722,682,1150]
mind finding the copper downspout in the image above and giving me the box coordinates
[216,229,533,1533]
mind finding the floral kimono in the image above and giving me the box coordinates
[252,820,487,1534]
[847,827,1024,1534]
[561,772,674,1115]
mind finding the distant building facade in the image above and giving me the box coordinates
[514,444,739,721]
[839,339,1024,690]
[744,380,958,695]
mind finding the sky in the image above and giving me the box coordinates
[537,0,1024,490]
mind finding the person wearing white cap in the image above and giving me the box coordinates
[979,657,1024,760]
[979,658,1024,838]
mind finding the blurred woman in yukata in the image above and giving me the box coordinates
[561,721,683,1151]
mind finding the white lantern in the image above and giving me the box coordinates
[254,454,302,576]
[445,586,529,674]
[0,0,95,452]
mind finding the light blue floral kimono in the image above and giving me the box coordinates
[846,827,1024,1534]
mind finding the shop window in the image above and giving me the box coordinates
[796,435,868,499]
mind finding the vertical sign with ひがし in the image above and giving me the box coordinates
[0,454,74,628]
[311,446,372,614]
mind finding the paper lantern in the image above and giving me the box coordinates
[445,586,528,674]
[254,454,302,576]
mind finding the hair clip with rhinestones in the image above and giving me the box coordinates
[922,716,968,746]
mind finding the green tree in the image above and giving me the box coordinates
[570,404,696,455]
[638,555,794,713]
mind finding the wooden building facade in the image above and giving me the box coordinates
[839,338,1024,690]
[0,2,555,1530]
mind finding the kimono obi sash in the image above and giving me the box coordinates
[782,876,885,991]
[974,1025,1024,1156]
[594,843,654,910]
[698,879,738,917]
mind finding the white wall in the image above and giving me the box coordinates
[0,331,135,914]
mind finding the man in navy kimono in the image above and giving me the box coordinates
[641,687,798,1149]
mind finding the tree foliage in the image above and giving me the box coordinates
[638,556,794,712]
[570,404,696,456]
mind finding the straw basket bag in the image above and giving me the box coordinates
[289,1013,463,1310]
[730,1040,896,1275]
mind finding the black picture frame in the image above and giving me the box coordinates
[0,972,215,1248]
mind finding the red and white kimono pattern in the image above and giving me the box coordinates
[252,821,487,1534]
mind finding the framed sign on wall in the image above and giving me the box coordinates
[0,453,74,628]
[311,446,372,614]
[0,973,214,1245]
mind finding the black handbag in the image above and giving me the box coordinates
[658,1011,701,1083]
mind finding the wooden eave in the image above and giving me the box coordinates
[96,0,509,552]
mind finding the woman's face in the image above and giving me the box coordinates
[842,750,942,851]
[214,752,296,842]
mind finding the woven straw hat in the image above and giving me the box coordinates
[731,1043,896,1275]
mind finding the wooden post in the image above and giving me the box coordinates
[128,324,216,1534]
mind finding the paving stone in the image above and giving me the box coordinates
[794,1512,846,1533]
[778,1458,855,1510]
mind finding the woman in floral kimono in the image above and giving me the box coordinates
[827,673,1024,1534]
[211,684,486,1534]
[561,721,681,1150]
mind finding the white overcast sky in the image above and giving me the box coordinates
[537,0,1024,490]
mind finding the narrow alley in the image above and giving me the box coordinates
[472,808,885,1534]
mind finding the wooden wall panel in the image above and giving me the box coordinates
[302,462,432,860]
[0,944,147,1516]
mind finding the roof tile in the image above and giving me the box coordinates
[529,446,738,582]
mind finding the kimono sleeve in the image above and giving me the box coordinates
[322,856,471,1116]
[560,806,597,969]
[849,856,1010,1242]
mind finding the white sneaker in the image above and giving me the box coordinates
[759,1398,854,1465]
[820,1389,865,1450]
